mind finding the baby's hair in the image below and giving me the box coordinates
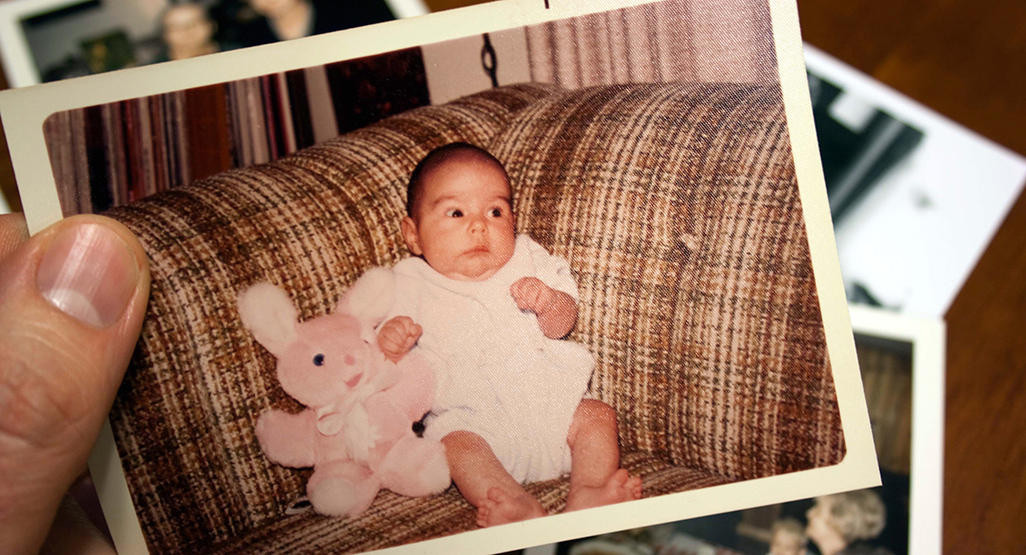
[406,142,509,217]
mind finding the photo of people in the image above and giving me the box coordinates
[0,0,410,86]
[157,2,222,62]
[0,0,878,552]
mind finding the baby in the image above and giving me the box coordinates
[372,142,641,526]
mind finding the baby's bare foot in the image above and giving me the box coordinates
[564,469,643,512]
[475,487,547,527]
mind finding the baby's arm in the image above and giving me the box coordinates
[377,316,422,363]
[510,277,578,339]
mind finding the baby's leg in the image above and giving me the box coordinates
[563,399,642,512]
[442,430,546,527]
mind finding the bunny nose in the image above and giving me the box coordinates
[344,354,356,365]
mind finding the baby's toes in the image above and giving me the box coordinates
[627,475,643,499]
[476,501,495,527]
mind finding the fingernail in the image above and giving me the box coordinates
[37,223,139,328]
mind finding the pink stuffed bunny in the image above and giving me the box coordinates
[239,269,450,517]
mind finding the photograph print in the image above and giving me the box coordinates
[0,0,878,552]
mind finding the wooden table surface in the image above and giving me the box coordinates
[798,2,1026,552]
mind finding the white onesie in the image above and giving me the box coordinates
[378,234,594,483]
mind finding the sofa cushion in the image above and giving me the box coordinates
[212,451,731,553]
[488,82,844,481]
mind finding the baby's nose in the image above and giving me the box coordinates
[469,217,486,232]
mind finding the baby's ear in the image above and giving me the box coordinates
[339,267,395,340]
[238,282,298,357]
[401,217,423,255]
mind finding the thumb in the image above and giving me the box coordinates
[0,214,149,554]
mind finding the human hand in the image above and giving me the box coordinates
[377,315,422,363]
[0,213,150,554]
[510,277,577,338]
[510,276,556,314]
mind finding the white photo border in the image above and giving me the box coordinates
[0,1,881,553]
[848,305,944,554]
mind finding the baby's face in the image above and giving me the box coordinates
[402,157,515,281]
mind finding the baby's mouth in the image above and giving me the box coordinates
[345,373,363,388]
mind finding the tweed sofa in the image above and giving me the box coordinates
[104,81,845,553]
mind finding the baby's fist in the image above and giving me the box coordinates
[377,316,422,363]
[510,277,555,314]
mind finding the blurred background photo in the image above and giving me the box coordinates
[0,0,424,86]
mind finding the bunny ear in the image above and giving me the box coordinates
[238,282,299,356]
[338,267,395,339]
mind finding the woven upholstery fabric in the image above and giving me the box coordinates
[211,451,728,553]
[105,82,844,553]
[491,83,845,480]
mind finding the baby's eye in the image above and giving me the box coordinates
[313,354,325,366]
[445,209,464,218]
[489,207,504,217]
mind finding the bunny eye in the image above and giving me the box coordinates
[313,354,325,366]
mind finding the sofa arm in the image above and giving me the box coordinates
[488,82,845,482]
[101,83,553,553]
